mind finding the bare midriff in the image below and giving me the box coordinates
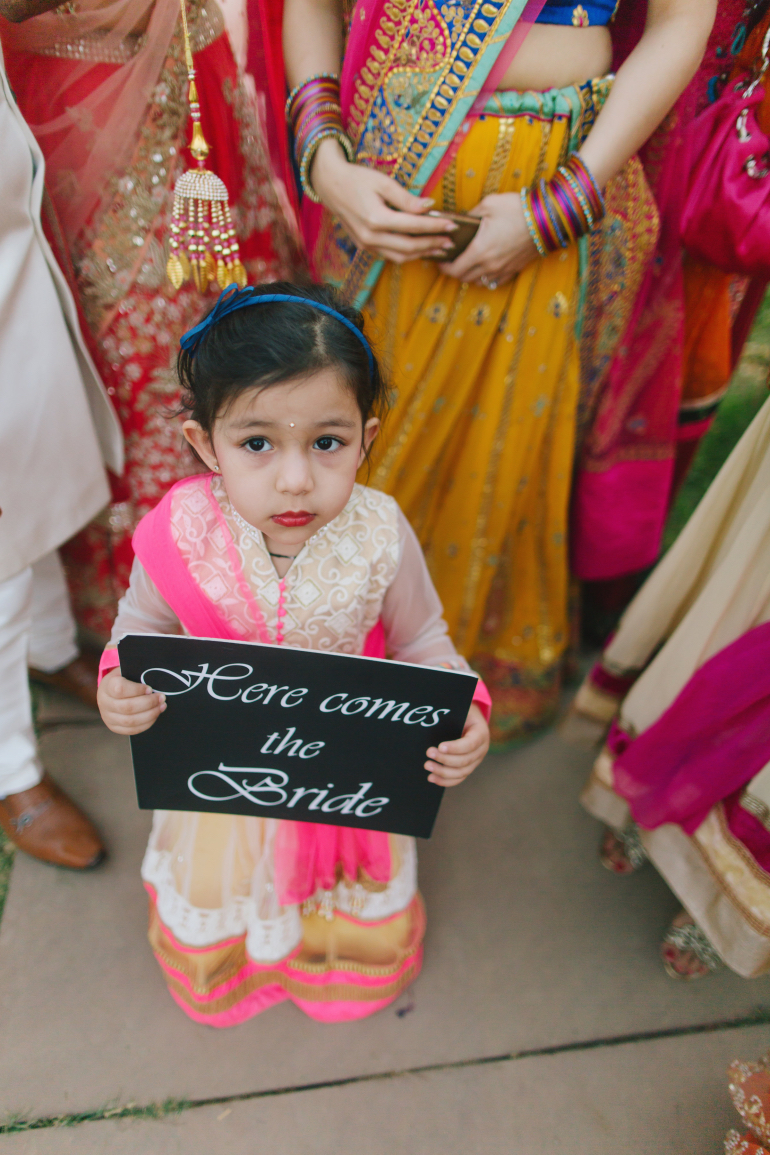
[497,23,613,91]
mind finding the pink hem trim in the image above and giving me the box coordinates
[164,944,424,1026]
[150,889,424,1026]
[588,661,637,698]
[169,982,406,1026]
[169,983,290,1027]
[160,947,420,1001]
[160,943,423,1027]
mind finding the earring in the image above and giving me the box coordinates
[212,464,221,472]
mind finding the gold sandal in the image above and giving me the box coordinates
[661,918,722,980]
[599,823,646,874]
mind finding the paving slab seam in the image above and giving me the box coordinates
[3,1008,770,1135]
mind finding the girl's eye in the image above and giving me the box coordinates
[244,437,272,453]
[314,435,343,452]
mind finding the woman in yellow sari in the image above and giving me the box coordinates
[283,0,716,746]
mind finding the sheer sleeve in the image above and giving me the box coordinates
[381,509,470,671]
[108,558,181,647]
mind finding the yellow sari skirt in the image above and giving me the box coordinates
[361,94,589,746]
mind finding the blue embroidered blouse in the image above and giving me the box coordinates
[535,0,618,26]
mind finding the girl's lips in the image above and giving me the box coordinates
[271,511,315,527]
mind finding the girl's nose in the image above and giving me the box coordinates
[276,446,312,494]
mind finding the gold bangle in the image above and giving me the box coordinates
[301,129,356,203]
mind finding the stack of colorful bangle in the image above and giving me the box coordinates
[520,153,605,257]
[286,73,355,203]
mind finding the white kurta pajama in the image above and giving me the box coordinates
[0,48,122,797]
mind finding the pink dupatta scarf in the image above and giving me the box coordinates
[113,475,392,906]
[609,621,770,837]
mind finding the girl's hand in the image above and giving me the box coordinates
[97,666,166,736]
[439,192,539,287]
[425,703,490,787]
[311,138,458,264]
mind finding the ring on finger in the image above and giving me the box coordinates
[488,279,498,290]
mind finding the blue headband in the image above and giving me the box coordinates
[179,284,375,378]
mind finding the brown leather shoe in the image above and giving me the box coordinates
[0,773,105,869]
[29,653,99,710]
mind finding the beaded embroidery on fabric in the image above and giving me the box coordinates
[169,475,401,653]
[39,0,223,60]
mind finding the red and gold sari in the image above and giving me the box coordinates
[1,0,301,639]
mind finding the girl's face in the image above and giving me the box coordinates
[183,368,379,553]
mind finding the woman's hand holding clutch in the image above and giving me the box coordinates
[439,192,539,288]
[311,138,459,263]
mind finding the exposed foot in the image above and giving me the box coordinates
[0,773,105,869]
[600,826,643,874]
[29,652,99,710]
[661,909,722,979]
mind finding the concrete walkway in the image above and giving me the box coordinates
[0,684,766,1153]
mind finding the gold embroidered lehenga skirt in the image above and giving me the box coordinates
[362,83,609,746]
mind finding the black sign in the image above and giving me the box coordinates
[118,634,478,839]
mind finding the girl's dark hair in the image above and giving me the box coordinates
[177,280,387,439]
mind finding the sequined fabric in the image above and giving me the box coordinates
[728,1056,770,1149]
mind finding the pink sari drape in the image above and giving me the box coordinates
[609,621,770,837]
[571,0,749,580]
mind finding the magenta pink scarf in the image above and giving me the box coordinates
[609,621,770,836]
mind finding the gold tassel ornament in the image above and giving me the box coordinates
[166,0,247,293]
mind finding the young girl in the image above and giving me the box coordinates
[97,282,490,1026]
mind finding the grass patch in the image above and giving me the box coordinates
[0,830,15,930]
[4,1007,770,1134]
[0,1099,190,1134]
